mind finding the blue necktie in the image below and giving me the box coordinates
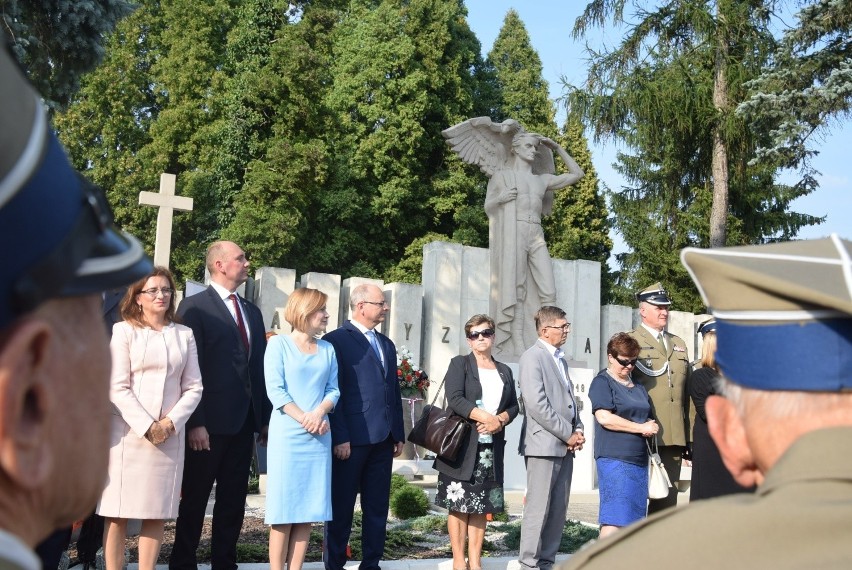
[367,330,384,370]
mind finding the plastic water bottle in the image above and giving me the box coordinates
[476,399,492,444]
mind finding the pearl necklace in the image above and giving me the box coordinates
[606,368,634,387]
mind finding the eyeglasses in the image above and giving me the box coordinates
[613,356,639,367]
[141,287,174,297]
[362,300,388,308]
[543,323,571,332]
[467,329,495,340]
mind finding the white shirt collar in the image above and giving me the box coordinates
[210,280,236,301]
[349,319,374,335]
[538,338,560,358]
[0,529,39,570]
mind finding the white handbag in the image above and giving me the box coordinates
[647,439,672,500]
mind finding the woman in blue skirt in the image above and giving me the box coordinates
[265,288,340,570]
[589,333,659,538]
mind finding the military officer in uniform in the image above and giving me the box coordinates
[628,283,691,513]
[561,235,852,569]
[0,40,152,570]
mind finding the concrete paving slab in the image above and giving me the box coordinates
[106,554,576,570]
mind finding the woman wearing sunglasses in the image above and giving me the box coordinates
[589,332,659,538]
[434,314,519,570]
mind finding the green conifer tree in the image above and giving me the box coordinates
[323,0,491,279]
[571,0,823,310]
[1,0,135,111]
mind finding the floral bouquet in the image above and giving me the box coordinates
[396,346,429,397]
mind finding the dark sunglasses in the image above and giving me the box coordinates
[467,328,495,340]
[614,356,639,367]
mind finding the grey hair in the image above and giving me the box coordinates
[719,375,852,421]
[534,306,566,332]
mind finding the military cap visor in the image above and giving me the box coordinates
[1,43,151,327]
[697,319,717,336]
[681,235,852,392]
[636,282,672,306]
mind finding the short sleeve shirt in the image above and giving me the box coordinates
[589,369,653,465]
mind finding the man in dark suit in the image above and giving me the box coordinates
[323,284,405,570]
[102,287,124,331]
[518,306,585,570]
[169,241,271,570]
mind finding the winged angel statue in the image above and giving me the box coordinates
[442,118,584,357]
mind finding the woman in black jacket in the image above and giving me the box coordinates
[689,320,755,500]
[434,314,519,570]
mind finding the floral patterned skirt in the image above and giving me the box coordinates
[435,443,504,514]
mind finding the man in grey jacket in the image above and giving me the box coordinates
[518,306,585,570]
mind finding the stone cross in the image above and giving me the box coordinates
[139,173,193,268]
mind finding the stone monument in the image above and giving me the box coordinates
[443,118,585,359]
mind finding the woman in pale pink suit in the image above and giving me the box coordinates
[97,267,203,570]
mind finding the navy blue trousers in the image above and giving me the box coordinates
[324,437,394,570]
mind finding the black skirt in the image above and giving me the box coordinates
[434,442,504,514]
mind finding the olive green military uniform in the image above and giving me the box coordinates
[560,427,852,569]
[629,325,690,511]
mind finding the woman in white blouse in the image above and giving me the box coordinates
[433,314,520,570]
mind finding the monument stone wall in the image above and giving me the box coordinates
[187,240,708,492]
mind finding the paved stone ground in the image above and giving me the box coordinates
[71,470,693,570]
[502,490,600,525]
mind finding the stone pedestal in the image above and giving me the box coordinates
[300,271,341,330]
[399,395,427,460]
[567,366,596,491]
[255,266,296,331]
[600,304,633,371]
[384,282,424,361]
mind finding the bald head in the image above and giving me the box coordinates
[206,241,250,291]
[349,284,387,330]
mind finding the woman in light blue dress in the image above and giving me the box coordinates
[265,288,340,570]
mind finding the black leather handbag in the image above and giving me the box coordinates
[407,376,470,461]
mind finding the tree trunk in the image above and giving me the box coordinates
[710,5,730,249]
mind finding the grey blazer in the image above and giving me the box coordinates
[518,340,584,457]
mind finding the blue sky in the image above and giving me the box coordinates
[463,1,851,246]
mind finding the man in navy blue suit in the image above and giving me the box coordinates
[323,284,405,570]
[169,241,271,570]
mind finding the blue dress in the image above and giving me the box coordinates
[589,370,654,526]
[264,335,340,524]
